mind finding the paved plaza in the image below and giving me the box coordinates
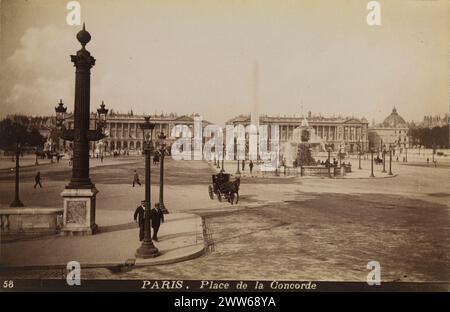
[0,154,449,285]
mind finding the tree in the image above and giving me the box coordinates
[0,118,45,152]
[408,125,449,148]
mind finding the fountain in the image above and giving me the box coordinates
[280,117,325,168]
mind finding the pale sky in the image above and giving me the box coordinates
[0,0,449,124]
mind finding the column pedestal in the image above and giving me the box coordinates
[60,188,98,235]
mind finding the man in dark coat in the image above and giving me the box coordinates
[132,170,141,187]
[34,171,42,188]
[150,203,164,242]
[134,201,146,241]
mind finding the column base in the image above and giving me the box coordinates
[135,241,159,258]
[10,199,24,208]
[61,223,98,236]
[60,187,98,236]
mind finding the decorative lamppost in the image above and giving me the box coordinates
[324,143,332,178]
[136,116,159,258]
[221,143,225,173]
[10,142,24,207]
[338,143,344,168]
[432,144,436,163]
[327,146,332,178]
[158,131,169,214]
[382,144,387,173]
[236,159,240,175]
[216,145,221,169]
[388,145,393,176]
[370,148,375,178]
[211,145,216,166]
[380,139,383,158]
[55,25,108,235]
[358,139,362,170]
[405,144,408,162]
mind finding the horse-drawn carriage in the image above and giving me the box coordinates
[208,172,240,205]
[374,156,383,165]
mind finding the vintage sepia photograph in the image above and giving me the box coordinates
[0,0,449,294]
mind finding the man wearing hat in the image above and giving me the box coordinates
[150,203,164,242]
[133,200,146,241]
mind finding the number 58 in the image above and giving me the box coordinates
[3,280,14,288]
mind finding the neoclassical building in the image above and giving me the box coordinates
[368,107,409,150]
[64,112,211,154]
[226,112,369,152]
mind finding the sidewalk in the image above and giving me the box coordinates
[0,156,53,170]
[0,210,205,269]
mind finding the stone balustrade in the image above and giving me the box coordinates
[0,207,63,235]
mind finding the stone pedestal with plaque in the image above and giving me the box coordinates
[60,188,98,235]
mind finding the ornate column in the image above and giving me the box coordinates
[60,25,105,235]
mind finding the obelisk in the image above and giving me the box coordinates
[249,60,259,161]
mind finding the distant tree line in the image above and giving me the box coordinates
[408,125,449,148]
[0,117,45,152]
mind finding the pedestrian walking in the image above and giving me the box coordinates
[242,159,246,171]
[150,203,164,242]
[34,171,42,188]
[133,170,141,187]
[133,201,146,241]
[249,160,254,174]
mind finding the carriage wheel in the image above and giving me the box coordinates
[228,192,234,205]
[233,192,239,204]
[208,185,214,200]
[217,191,223,202]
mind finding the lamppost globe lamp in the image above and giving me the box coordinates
[55,99,67,129]
[158,131,166,148]
[141,117,155,144]
[97,100,109,128]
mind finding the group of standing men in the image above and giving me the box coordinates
[241,159,254,174]
[134,201,164,242]
[132,169,164,242]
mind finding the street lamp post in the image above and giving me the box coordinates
[158,131,169,214]
[325,143,332,178]
[370,148,375,178]
[432,144,436,163]
[358,139,362,170]
[216,145,220,169]
[327,147,332,178]
[221,143,225,172]
[405,145,408,162]
[136,116,159,258]
[338,145,342,168]
[388,145,393,176]
[10,142,24,207]
[382,144,387,173]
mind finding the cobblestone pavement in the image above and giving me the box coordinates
[0,156,449,283]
